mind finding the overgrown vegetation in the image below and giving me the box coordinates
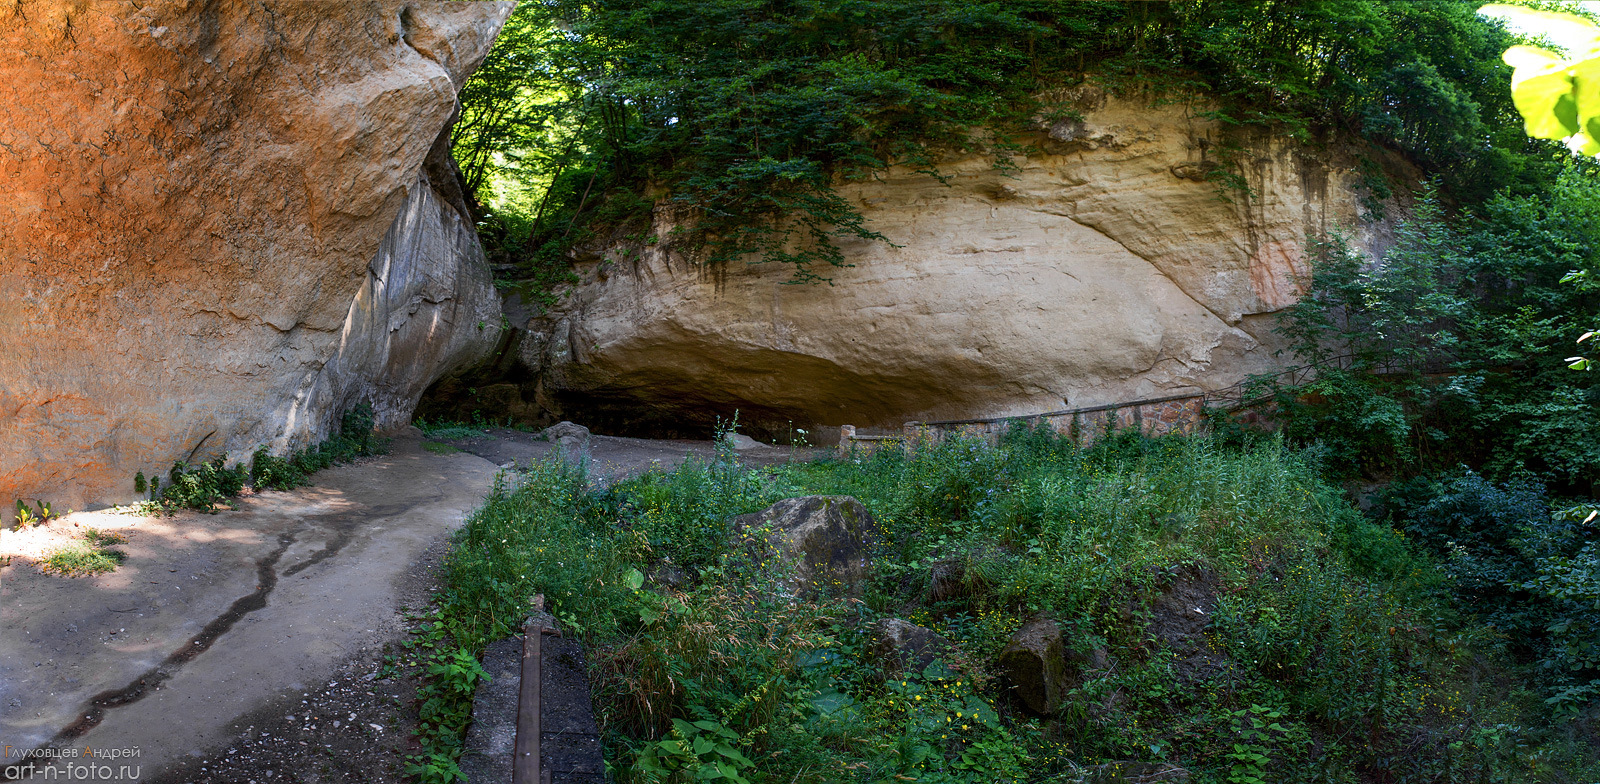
[1376,473,1600,718]
[1262,170,1600,486]
[456,0,1555,292]
[413,428,1600,783]
[136,403,385,514]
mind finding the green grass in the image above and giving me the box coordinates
[414,417,493,441]
[422,441,462,455]
[40,528,127,577]
[410,427,1600,784]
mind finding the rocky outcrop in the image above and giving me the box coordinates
[0,1,513,512]
[502,89,1408,438]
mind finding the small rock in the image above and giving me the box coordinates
[730,496,875,597]
[544,421,591,463]
[648,560,688,591]
[997,618,1068,715]
[872,618,952,675]
[724,433,763,450]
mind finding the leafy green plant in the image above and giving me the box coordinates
[160,459,248,513]
[250,403,386,493]
[632,718,756,784]
[12,499,63,528]
[12,500,36,529]
[1482,5,1600,154]
[403,613,490,784]
[1223,705,1290,784]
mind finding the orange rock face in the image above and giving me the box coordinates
[0,1,513,513]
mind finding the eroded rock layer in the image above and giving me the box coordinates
[506,91,1407,438]
[0,0,512,511]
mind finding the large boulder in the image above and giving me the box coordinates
[731,496,875,597]
[0,1,514,513]
[503,88,1412,436]
[542,420,592,462]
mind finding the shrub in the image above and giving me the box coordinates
[249,402,385,494]
[161,459,248,513]
[145,402,386,511]
[1382,472,1600,714]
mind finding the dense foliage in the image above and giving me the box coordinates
[1376,473,1600,717]
[454,0,1550,289]
[412,430,1599,783]
[1263,169,1600,486]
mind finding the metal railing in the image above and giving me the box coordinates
[837,354,1394,456]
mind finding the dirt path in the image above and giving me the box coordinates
[0,432,499,781]
[0,428,820,782]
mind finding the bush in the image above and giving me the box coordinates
[160,459,248,512]
[1266,175,1600,487]
[1383,473,1600,715]
[148,402,385,511]
[249,402,385,493]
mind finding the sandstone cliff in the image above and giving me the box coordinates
[476,90,1407,438]
[0,0,513,512]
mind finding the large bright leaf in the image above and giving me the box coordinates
[1484,5,1600,146]
[1482,4,1600,57]
[1510,63,1580,139]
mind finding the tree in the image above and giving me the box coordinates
[1481,3,1600,372]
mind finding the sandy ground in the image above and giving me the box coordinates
[0,428,823,782]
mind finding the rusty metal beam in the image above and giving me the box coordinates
[513,615,542,784]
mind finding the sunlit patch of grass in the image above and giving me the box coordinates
[40,528,127,577]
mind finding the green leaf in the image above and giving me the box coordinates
[625,567,645,591]
[1574,56,1600,141]
[692,719,737,738]
[715,744,755,768]
[1503,44,1565,72]
[1508,64,1578,140]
